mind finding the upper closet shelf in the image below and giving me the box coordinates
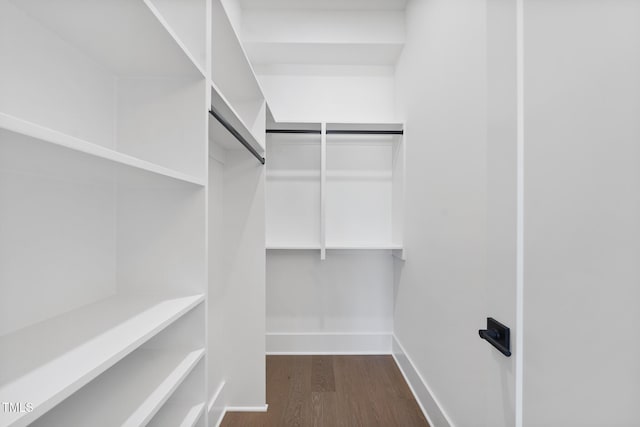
[210,83,265,156]
[12,0,202,79]
[211,0,265,105]
[143,0,207,77]
[0,114,205,187]
[0,294,204,427]
[326,243,403,250]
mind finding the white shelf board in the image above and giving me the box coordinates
[13,0,201,78]
[212,0,265,102]
[266,244,322,250]
[325,243,403,250]
[209,83,264,153]
[0,113,205,186]
[149,401,206,427]
[32,349,205,427]
[326,122,404,130]
[0,294,204,427]
[142,0,207,78]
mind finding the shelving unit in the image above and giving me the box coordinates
[31,349,204,427]
[211,0,267,152]
[149,356,206,427]
[0,295,203,426]
[0,0,209,425]
[265,122,405,259]
[0,0,208,182]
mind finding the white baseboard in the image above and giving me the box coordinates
[266,332,392,354]
[209,381,269,426]
[225,405,269,412]
[392,335,454,427]
[209,381,226,427]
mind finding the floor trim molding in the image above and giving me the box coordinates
[225,405,269,412]
[392,335,454,427]
[266,332,392,354]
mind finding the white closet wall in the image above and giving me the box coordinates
[393,0,492,426]
[257,67,396,124]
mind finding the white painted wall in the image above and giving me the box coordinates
[266,250,394,352]
[523,1,640,425]
[256,65,396,124]
[393,0,516,426]
[242,9,404,45]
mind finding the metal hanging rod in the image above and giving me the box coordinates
[209,106,265,165]
[266,129,403,135]
[327,130,403,135]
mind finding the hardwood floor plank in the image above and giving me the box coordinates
[279,356,312,427]
[221,355,429,427]
[311,355,336,392]
[310,391,337,427]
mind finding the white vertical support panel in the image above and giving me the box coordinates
[206,0,212,107]
[320,122,327,260]
[391,129,406,260]
[204,4,212,427]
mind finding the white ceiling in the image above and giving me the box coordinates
[239,0,407,10]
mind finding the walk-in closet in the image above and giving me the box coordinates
[1,1,640,426]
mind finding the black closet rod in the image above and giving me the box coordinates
[209,106,265,165]
[266,129,403,135]
[327,130,403,135]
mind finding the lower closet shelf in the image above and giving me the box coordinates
[149,401,206,427]
[31,349,205,427]
[0,294,204,427]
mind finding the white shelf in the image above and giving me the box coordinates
[0,294,204,427]
[32,349,205,427]
[0,113,205,186]
[149,401,205,427]
[266,244,321,250]
[326,243,403,250]
[210,82,264,154]
[11,0,201,78]
[211,0,265,102]
[143,0,207,77]
[266,244,402,250]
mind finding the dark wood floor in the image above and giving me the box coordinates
[221,355,429,427]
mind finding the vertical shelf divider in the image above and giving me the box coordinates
[320,122,327,260]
